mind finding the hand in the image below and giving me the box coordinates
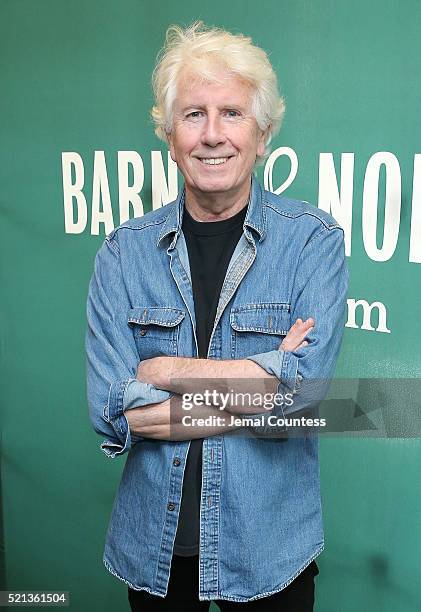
[125,399,171,439]
[125,396,241,441]
[280,317,314,352]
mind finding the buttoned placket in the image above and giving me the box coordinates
[157,222,259,599]
[153,229,199,594]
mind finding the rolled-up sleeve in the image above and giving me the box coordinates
[85,234,170,457]
[246,225,349,430]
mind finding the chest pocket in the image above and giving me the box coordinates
[128,307,185,360]
[230,303,291,359]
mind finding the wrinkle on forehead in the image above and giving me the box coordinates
[175,68,255,109]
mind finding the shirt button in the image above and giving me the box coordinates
[167,502,175,511]
[139,329,147,336]
[173,458,181,467]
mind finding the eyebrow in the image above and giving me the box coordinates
[179,104,247,113]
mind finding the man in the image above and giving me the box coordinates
[86,22,348,611]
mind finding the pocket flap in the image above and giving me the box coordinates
[128,307,185,327]
[230,303,290,334]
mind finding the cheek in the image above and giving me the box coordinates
[235,124,264,155]
[171,127,199,160]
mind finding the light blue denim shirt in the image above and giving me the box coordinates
[85,175,348,602]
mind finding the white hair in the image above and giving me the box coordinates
[151,21,285,164]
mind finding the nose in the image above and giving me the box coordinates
[201,112,226,147]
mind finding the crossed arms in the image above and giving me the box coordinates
[85,225,348,456]
[125,319,313,440]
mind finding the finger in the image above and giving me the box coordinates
[280,338,309,351]
[291,318,313,333]
[280,329,312,350]
[287,324,314,344]
[295,318,312,329]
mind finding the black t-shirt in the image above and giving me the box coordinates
[173,203,248,556]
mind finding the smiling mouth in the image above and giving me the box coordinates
[197,156,233,165]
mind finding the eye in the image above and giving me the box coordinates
[186,111,204,120]
[225,109,241,118]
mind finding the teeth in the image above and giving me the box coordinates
[201,157,229,165]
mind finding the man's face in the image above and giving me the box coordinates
[168,70,267,201]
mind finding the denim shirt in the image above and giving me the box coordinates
[85,175,348,602]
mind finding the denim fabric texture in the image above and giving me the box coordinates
[85,175,348,602]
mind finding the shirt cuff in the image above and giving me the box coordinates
[244,349,301,436]
[100,378,171,457]
[123,379,171,409]
[246,349,300,393]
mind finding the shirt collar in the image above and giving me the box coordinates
[157,173,266,248]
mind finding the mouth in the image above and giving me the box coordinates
[196,156,234,166]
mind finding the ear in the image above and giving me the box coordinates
[257,126,270,158]
[167,131,177,162]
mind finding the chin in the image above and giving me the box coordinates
[194,178,235,194]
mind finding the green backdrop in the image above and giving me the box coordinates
[1,1,420,610]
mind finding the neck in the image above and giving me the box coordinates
[184,178,251,222]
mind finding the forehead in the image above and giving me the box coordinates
[175,69,254,109]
